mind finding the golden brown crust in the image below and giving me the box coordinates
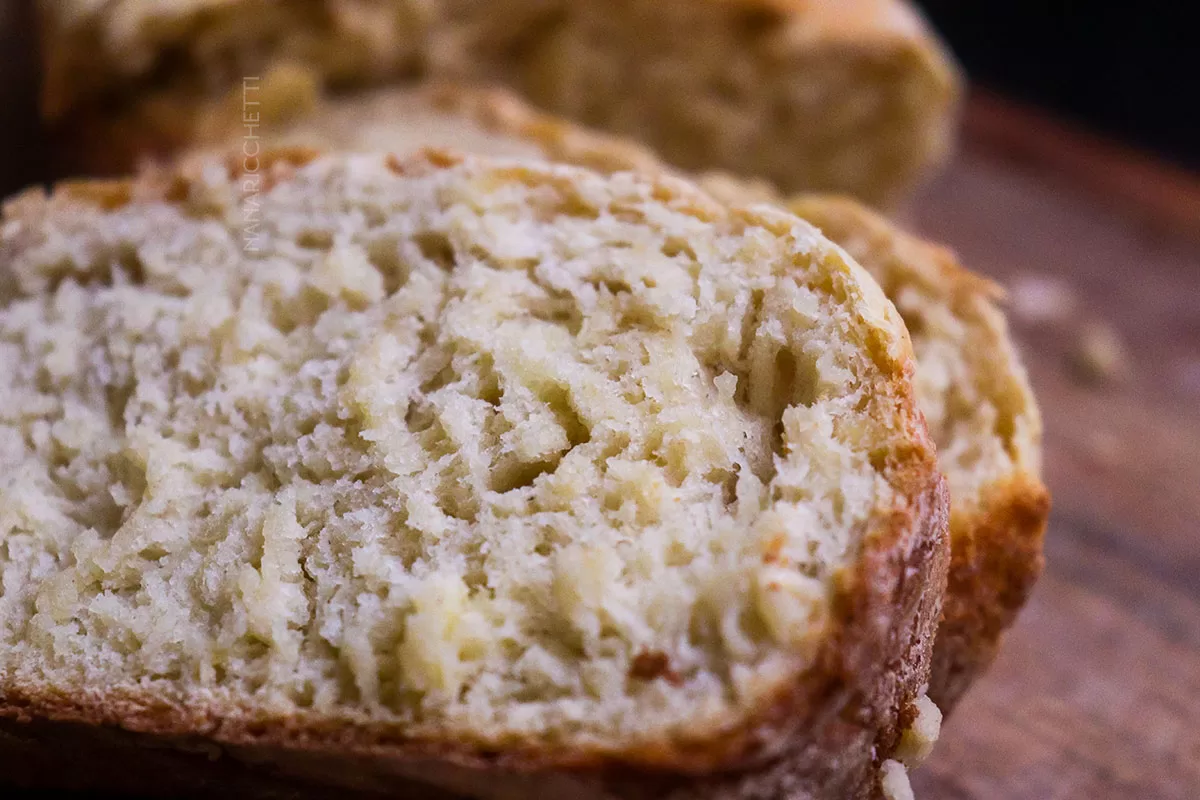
[1,150,949,798]
[931,475,1050,709]
[422,84,669,175]
[46,78,670,178]
[784,195,1003,306]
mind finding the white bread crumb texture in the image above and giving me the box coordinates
[880,759,915,800]
[895,691,942,766]
[0,154,911,748]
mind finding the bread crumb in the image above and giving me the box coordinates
[895,692,942,766]
[1071,322,1131,385]
[1009,274,1077,324]
[880,759,915,800]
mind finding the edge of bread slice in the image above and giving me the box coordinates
[787,196,1050,710]
[0,149,948,798]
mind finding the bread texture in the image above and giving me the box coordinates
[0,149,948,797]
[188,82,1048,710]
[38,0,960,203]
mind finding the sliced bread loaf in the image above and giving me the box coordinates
[190,81,1048,710]
[38,0,959,203]
[0,150,948,798]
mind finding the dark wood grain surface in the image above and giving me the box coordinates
[1,83,1198,797]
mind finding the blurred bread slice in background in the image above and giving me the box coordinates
[434,0,961,205]
[36,0,960,205]
[37,0,431,121]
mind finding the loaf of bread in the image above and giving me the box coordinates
[446,0,961,205]
[0,149,948,798]
[37,0,960,204]
[189,82,1048,710]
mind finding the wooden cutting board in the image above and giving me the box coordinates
[1,86,1197,798]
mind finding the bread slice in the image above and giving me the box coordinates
[188,81,1048,710]
[38,0,960,204]
[445,0,962,205]
[0,149,948,798]
[785,197,1049,710]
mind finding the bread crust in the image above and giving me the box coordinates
[45,78,676,178]
[930,475,1050,709]
[0,150,949,798]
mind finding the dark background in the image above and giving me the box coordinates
[916,0,1197,171]
[0,0,44,197]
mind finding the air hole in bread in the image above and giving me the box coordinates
[661,236,697,261]
[415,231,456,270]
[296,228,334,250]
[366,235,410,294]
